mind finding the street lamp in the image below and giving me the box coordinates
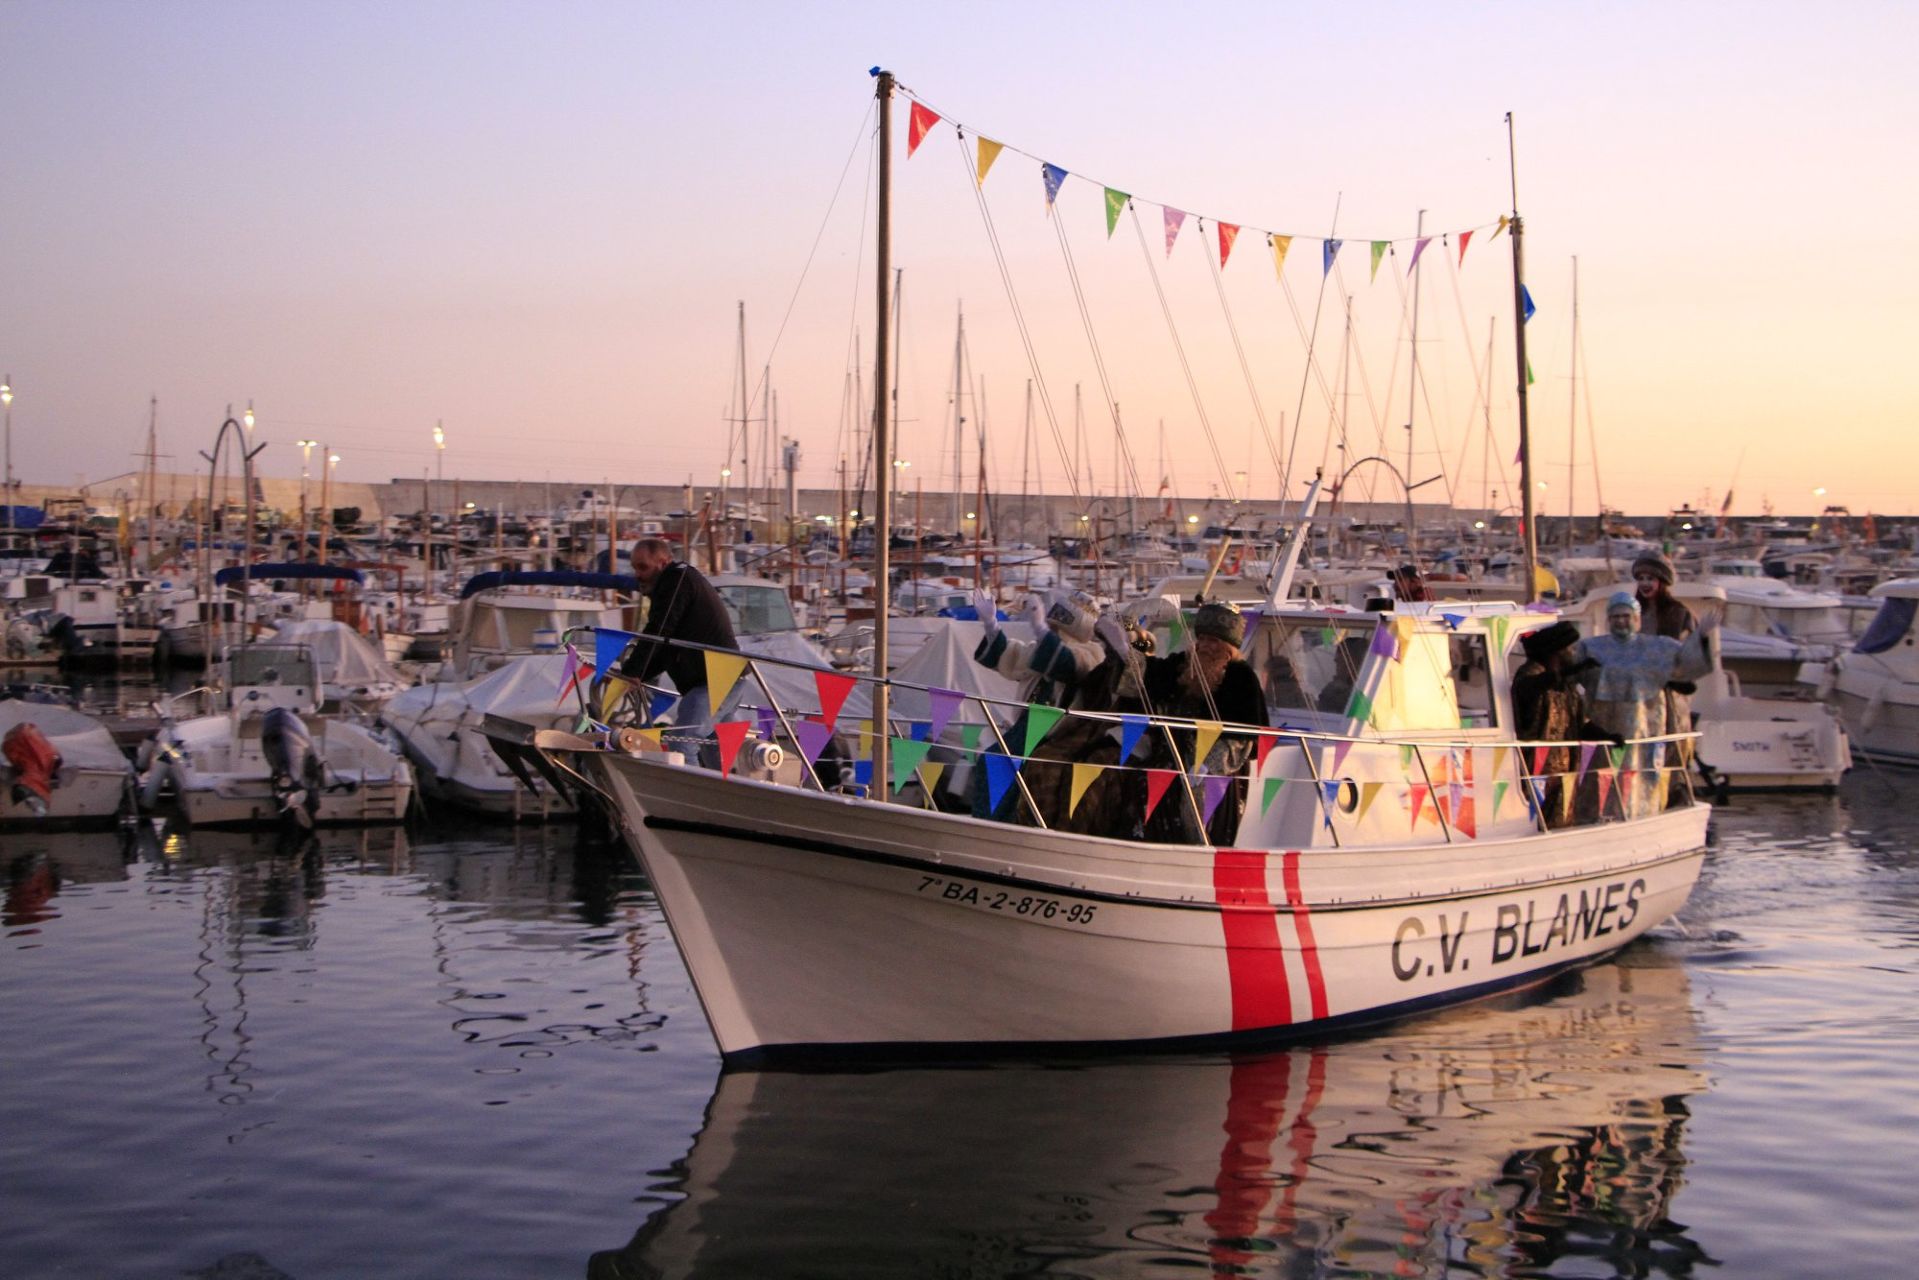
[295,439,318,549]
[243,400,255,432]
[1,375,12,530]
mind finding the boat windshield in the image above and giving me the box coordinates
[227,645,318,688]
[718,584,798,635]
[1247,617,1496,732]
[1854,597,1916,655]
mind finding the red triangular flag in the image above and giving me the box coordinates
[1409,782,1428,829]
[907,102,940,157]
[1255,731,1276,775]
[559,659,594,704]
[1144,769,1177,821]
[1596,768,1616,813]
[1457,228,1474,265]
[814,669,856,729]
[714,721,750,777]
[1218,221,1240,269]
[1530,745,1549,776]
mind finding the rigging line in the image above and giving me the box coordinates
[1386,258,1459,509]
[1049,205,1148,505]
[1280,196,1343,504]
[1126,204,1237,504]
[1442,251,1500,497]
[895,82,1503,250]
[744,100,876,417]
[949,132,1083,507]
[1578,325,1608,517]
[1201,230,1286,493]
[835,127,880,478]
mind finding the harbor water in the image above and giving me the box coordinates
[3,694,1916,1276]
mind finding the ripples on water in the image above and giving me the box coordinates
[2,778,1916,1278]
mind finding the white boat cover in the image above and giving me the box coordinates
[271,619,407,689]
[385,652,572,732]
[838,618,1021,726]
[0,700,133,775]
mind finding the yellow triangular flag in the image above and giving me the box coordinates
[598,673,628,720]
[631,727,663,749]
[1356,780,1384,823]
[1560,774,1574,822]
[1069,763,1104,817]
[917,761,946,795]
[858,720,873,761]
[1193,721,1224,766]
[976,137,1004,186]
[704,651,748,706]
[1270,233,1292,281]
[1492,746,1510,778]
[1390,616,1416,661]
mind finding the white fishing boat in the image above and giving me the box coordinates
[505,72,1709,1065]
[517,598,1708,1062]
[1,697,135,829]
[1805,577,1919,766]
[140,643,414,828]
[1706,561,1853,698]
[439,569,636,680]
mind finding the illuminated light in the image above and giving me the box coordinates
[243,400,255,430]
[848,509,860,518]
[1473,520,1486,530]
[0,377,11,406]
[465,501,477,510]
[1681,522,1693,531]
[965,511,976,520]
[1186,514,1199,525]
[328,454,341,464]
[433,425,445,448]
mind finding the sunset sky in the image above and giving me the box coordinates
[3,1,1914,517]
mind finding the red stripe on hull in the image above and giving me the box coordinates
[1212,849,1292,1030]
[1281,850,1330,1021]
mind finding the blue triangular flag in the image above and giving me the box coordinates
[1440,612,1466,631]
[852,759,873,789]
[1042,163,1068,207]
[648,689,677,721]
[985,753,1024,812]
[594,627,631,676]
[1119,714,1148,761]
[1323,239,1342,274]
[1522,284,1537,323]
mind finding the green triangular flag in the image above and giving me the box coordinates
[1262,777,1286,813]
[1398,743,1413,771]
[1104,187,1128,238]
[1492,779,1509,821]
[890,737,933,793]
[1346,689,1374,723]
[1319,625,1338,646]
[1024,704,1066,756]
[1526,356,1536,386]
[1610,745,1627,771]
[958,723,984,753]
[1370,240,1388,281]
[1167,612,1187,648]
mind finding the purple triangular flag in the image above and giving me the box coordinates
[1368,621,1397,657]
[1202,775,1230,825]
[926,687,964,741]
[1407,235,1432,275]
[793,719,835,764]
[1578,741,1599,780]
[756,705,777,741]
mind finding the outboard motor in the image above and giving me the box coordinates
[3,722,63,816]
[260,706,325,827]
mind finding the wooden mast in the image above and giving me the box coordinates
[870,68,894,797]
[1507,111,1539,601]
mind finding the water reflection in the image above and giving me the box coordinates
[591,954,1713,1279]
[3,828,142,928]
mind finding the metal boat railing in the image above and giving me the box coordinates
[557,626,1701,844]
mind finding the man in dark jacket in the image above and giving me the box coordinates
[622,538,738,742]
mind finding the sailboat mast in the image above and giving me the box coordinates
[1507,111,1539,601]
[142,396,158,570]
[870,68,895,796]
[1020,380,1033,542]
[950,302,965,535]
[1406,207,1425,550]
[1567,255,1579,552]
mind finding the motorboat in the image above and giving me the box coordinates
[381,653,578,820]
[140,643,414,828]
[269,618,410,712]
[1563,584,1851,790]
[439,569,637,680]
[1805,577,1919,766]
[1705,561,1853,698]
[508,600,1711,1062]
[1,697,135,829]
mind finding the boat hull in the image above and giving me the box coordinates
[586,752,1709,1061]
[175,775,413,828]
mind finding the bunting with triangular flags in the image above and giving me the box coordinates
[1579,741,1599,780]
[1398,742,1414,771]
[975,136,1004,185]
[1323,238,1341,274]
[1201,775,1231,825]
[917,761,946,796]
[593,627,630,677]
[815,669,856,728]
[1391,616,1416,661]
[1408,236,1432,274]
[598,674,629,722]
[1330,739,1355,775]
[1042,162,1068,211]
[1492,746,1510,778]
[1255,731,1277,775]
[705,651,747,706]
[1346,689,1374,723]
[1193,721,1224,766]
[1356,781,1384,823]
[1270,233,1292,280]
[558,653,594,704]
[1104,187,1128,238]
[1492,214,1510,240]
[1261,777,1286,814]
[1492,780,1509,822]
[984,753,1023,812]
[1164,207,1186,256]
[1596,768,1615,813]
[714,721,750,777]
[925,687,964,741]
[1023,704,1066,756]
[959,724,984,752]
[1489,615,1510,655]
[1370,240,1388,281]
[1069,763,1104,817]
[1144,769,1177,822]
[1457,228,1474,264]
[648,688,677,722]
[1530,745,1550,776]
[793,719,835,764]
[1218,221,1240,268]
[907,101,940,156]
[1409,782,1430,828]
[890,737,933,793]
[1119,714,1148,762]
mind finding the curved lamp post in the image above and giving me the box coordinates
[200,411,268,657]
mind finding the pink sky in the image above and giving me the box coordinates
[3,1,1914,516]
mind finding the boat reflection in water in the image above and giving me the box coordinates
[591,953,1713,1279]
